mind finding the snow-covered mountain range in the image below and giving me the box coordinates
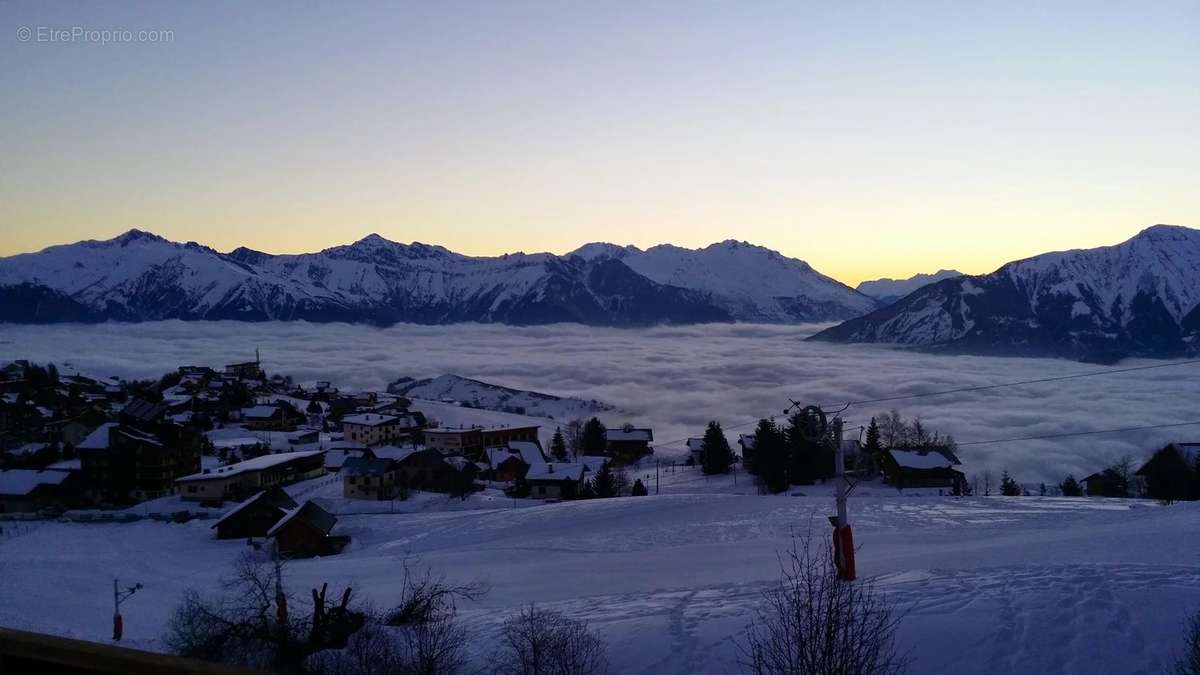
[0,230,876,326]
[811,225,1200,362]
[388,373,613,421]
[857,269,963,305]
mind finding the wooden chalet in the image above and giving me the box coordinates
[211,487,298,539]
[268,500,346,558]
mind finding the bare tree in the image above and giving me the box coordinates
[308,604,467,675]
[165,548,363,673]
[495,605,608,675]
[384,558,489,627]
[739,532,907,675]
[1177,609,1200,675]
[565,418,585,459]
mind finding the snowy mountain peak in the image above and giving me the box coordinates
[0,231,872,325]
[111,228,167,245]
[814,224,1200,361]
[568,242,642,260]
[857,269,964,305]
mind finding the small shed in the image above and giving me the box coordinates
[268,500,345,558]
[211,487,298,540]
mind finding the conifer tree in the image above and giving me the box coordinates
[701,420,734,475]
[592,462,617,498]
[581,417,608,456]
[864,417,882,454]
[1059,474,1083,497]
[550,428,568,462]
[631,478,648,496]
[999,471,1022,496]
[1141,445,1194,504]
[754,419,789,494]
[783,414,820,485]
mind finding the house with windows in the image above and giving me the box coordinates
[880,446,965,492]
[522,462,588,500]
[341,413,420,446]
[77,415,202,503]
[605,427,654,465]
[342,455,399,500]
[175,450,325,503]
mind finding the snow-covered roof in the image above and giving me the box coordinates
[268,500,336,537]
[211,437,265,449]
[607,428,653,442]
[369,445,422,463]
[524,463,586,482]
[888,449,956,470]
[738,434,756,449]
[13,442,49,456]
[176,450,324,483]
[0,469,71,496]
[342,413,398,427]
[686,438,704,451]
[211,488,297,529]
[341,456,393,477]
[508,441,547,466]
[76,422,117,450]
[240,405,280,419]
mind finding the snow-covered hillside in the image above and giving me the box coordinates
[812,225,1200,361]
[0,230,873,326]
[857,269,963,305]
[2,484,1197,674]
[389,374,614,421]
[572,239,879,322]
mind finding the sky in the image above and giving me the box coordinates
[2,1,1197,285]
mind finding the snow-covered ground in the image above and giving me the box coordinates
[2,469,1197,674]
[391,373,615,421]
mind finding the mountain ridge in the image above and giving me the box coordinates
[0,230,875,326]
[811,224,1200,362]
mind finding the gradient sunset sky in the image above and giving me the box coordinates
[2,1,1197,285]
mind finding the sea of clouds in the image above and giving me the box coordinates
[2,320,1197,486]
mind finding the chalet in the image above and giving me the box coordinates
[0,469,81,513]
[341,413,417,447]
[482,447,532,482]
[175,450,326,503]
[240,405,296,431]
[377,446,457,492]
[481,425,540,449]
[424,427,484,455]
[880,447,965,491]
[268,500,346,558]
[522,463,588,499]
[77,421,201,503]
[225,361,264,380]
[211,487,298,539]
[605,427,654,465]
[323,441,369,472]
[119,398,169,426]
[686,438,705,465]
[342,456,399,500]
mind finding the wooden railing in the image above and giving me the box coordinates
[0,627,265,674]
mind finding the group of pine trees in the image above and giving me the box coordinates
[1057,446,1200,502]
[746,414,836,494]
